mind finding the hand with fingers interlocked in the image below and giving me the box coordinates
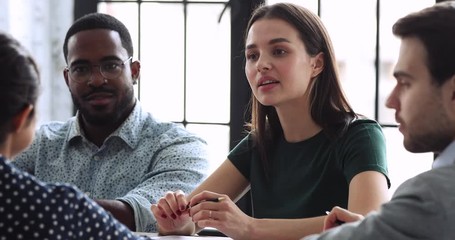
[151,190,254,239]
[151,190,195,235]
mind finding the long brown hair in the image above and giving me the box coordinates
[244,3,356,176]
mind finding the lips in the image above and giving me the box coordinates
[259,79,279,86]
[395,117,404,133]
[85,91,114,106]
[258,76,279,87]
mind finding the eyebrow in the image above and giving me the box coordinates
[393,70,413,80]
[245,37,291,50]
[69,56,122,66]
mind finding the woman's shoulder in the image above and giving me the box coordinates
[345,117,383,135]
[348,118,381,129]
[337,117,385,145]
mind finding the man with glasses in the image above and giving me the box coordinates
[13,13,209,233]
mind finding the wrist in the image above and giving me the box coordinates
[245,217,258,240]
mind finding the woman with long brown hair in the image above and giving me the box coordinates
[151,3,390,239]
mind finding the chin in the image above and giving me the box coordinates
[85,112,118,125]
[258,99,275,107]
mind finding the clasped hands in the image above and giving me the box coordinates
[151,190,251,239]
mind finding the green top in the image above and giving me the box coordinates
[228,119,390,219]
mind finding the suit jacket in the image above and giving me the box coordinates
[304,163,455,240]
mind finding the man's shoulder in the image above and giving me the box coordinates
[150,121,205,143]
[417,165,455,186]
[394,165,455,198]
[139,113,196,137]
[411,165,455,182]
[36,119,75,139]
[135,104,206,143]
[134,105,180,131]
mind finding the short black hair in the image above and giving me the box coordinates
[63,13,133,63]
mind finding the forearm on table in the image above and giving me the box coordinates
[249,216,326,240]
[96,199,136,231]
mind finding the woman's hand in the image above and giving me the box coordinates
[324,206,364,231]
[150,190,195,235]
[189,190,253,239]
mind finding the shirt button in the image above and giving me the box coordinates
[94,156,100,161]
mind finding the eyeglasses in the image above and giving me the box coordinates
[66,56,132,83]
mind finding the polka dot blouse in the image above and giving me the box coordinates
[0,156,148,240]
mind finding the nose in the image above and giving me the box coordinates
[87,65,106,87]
[385,87,399,110]
[256,55,271,72]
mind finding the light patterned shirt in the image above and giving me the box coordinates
[0,156,148,240]
[12,101,209,232]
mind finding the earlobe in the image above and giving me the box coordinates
[311,52,325,78]
[131,60,141,85]
[12,105,34,132]
[63,68,70,87]
[450,75,455,100]
[446,75,455,120]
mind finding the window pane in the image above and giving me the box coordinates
[98,3,139,60]
[378,0,435,124]
[140,3,185,122]
[186,4,230,123]
[186,124,230,174]
[322,0,377,119]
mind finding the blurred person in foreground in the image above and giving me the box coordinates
[12,12,209,232]
[305,2,455,239]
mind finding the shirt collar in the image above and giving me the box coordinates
[113,101,145,148]
[432,140,455,169]
[68,100,145,148]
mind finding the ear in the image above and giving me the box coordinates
[444,74,455,121]
[131,60,141,85]
[310,52,324,78]
[12,105,34,133]
[63,68,70,87]
[450,75,455,101]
